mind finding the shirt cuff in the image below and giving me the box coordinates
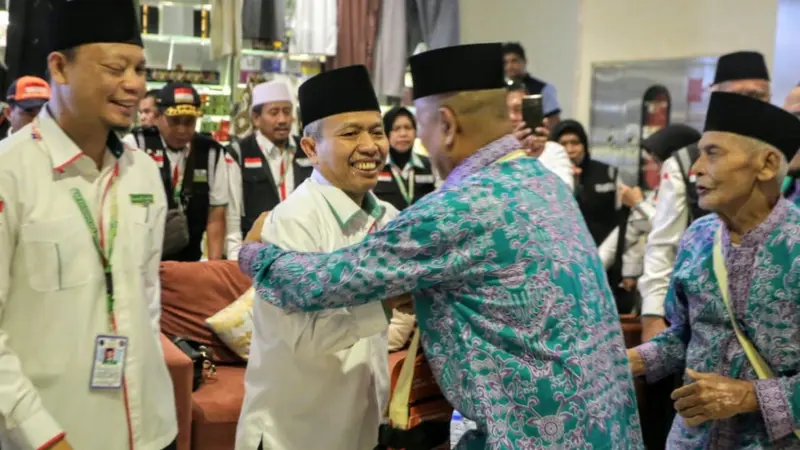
[640,296,666,317]
[350,303,390,340]
[7,409,64,450]
[635,341,669,383]
[754,378,796,442]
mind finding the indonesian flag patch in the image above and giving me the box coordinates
[689,170,697,183]
[244,157,262,169]
[0,200,4,213]
[174,88,195,104]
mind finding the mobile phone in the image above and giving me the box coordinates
[522,95,544,131]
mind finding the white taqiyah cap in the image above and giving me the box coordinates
[252,80,292,107]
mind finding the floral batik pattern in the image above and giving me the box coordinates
[240,135,644,449]
[636,199,800,449]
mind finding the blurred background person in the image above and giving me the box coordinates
[138,89,159,128]
[4,75,50,135]
[502,42,561,123]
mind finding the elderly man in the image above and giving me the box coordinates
[239,43,642,448]
[783,84,800,205]
[639,50,772,339]
[628,91,800,449]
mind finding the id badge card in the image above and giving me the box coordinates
[90,335,128,389]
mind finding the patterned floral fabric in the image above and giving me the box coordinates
[240,135,643,449]
[636,198,800,449]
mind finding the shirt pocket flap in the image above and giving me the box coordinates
[20,217,97,292]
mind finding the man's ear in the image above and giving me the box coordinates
[300,136,318,164]
[47,51,71,85]
[438,106,458,148]
[756,149,782,182]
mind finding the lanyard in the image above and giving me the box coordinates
[170,147,189,205]
[70,164,120,331]
[390,165,415,205]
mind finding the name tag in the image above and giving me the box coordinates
[295,158,313,168]
[594,182,616,193]
[130,193,154,206]
[90,335,128,390]
[378,172,392,182]
[194,169,208,183]
[415,174,435,184]
[244,157,262,169]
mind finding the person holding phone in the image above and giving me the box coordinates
[506,81,573,190]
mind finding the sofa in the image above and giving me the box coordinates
[159,260,252,450]
[158,261,650,450]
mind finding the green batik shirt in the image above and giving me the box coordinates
[240,135,644,449]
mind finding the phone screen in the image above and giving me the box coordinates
[522,95,544,131]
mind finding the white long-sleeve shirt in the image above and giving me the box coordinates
[0,109,176,449]
[235,171,396,450]
[638,157,688,317]
[598,191,657,277]
[538,141,574,191]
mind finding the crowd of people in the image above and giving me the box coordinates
[0,0,797,449]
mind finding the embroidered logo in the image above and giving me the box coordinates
[129,193,154,206]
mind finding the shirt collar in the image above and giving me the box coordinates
[310,170,385,229]
[256,130,294,158]
[721,198,791,250]
[442,134,521,188]
[36,107,125,173]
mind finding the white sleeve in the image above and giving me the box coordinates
[539,142,574,191]
[225,156,242,260]
[258,211,388,358]
[621,238,645,278]
[209,149,229,207]
[597,227,619,270]
[145,167,168,333]
[639,157,688,317]
[121,133,138,149]
[0,174,65,448]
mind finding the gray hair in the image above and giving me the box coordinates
[303,119,323,140]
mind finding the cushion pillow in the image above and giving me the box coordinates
[205,287,255,360]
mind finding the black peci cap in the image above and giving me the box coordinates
[409,43,506,100]
[298,65,380,126]
[641,124,701,162]
[712,51,770,85]
[704,92,800,160]
[49,0,143,53]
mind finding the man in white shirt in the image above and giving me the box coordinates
[505,81,574,190]
[0,1,177,449]
[225,80,312,259]
[235,65,398,450]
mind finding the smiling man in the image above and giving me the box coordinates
[628,92,800,449]
[0,1,176,449]
[235,65,399,450]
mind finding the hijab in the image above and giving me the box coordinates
[383,106,417,168]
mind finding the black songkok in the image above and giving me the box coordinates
[298,65,380,126]
[704,92,800,160]
[49,0,143,52]
[641,124,701,163]
[712,51,770,85]
[410,43,505,100]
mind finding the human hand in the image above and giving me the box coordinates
[618,184,644,208]
[384,294,413,314]
[641,316,668,342]
[244,211,270,243]
[627,348,647,377]
[620,277,637,292]
[671,369,759,427]
[512,121,532,146]
[525,127,548,157]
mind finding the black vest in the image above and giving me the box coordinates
[576,159,623,246]
[673,144,709,226]
[132,127,224,262]
[373,154,437,211]
[229,134,313,235]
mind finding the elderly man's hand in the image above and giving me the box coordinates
[627,348,647,378]
[245,211,270,243]
[671,369,759,427]
[384,294,413,315]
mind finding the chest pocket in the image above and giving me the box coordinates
[20,217,99,292]
[242,166,271,184]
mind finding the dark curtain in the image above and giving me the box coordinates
[329,0,381,70]
[6,0,55,83]
[406,0,460,54]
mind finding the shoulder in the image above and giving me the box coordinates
[269,181,326,225]
[193,133,224,150]
[0,126,50,185]
[680,214,718,247]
